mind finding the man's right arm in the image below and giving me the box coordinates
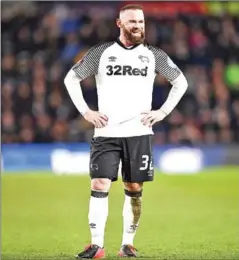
[64,48,97,116]
[64,46,108,127]
[64,69,89,116]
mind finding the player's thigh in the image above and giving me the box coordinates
[121,135,154,183]
[90,137,121,182]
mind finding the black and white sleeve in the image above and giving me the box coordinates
[149,46,181,82]
[64,42,114,115]
[73,42,114,80]
[149,46,188,115]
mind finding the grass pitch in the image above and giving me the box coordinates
[2,167,239,260]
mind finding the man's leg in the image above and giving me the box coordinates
[119,135,154,257]
[121,182,143,248]
[89,178,111,248]
[76,137,121,259]
[76,178,111,259]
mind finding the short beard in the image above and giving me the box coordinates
[122,26,145,45]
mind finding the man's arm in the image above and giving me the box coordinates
[160,73,188,116]
[153,47,188,116]
[64,46,108,128]
[64,47,98,115]
[141,47,188,126]
[64,69,90,116]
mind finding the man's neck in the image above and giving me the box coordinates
[119,35,134,47]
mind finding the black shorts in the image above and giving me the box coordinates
[89,135,154,183]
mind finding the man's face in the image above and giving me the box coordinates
[118,9,145,44]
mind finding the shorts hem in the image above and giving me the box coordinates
[122,178,154,183]
[90,175,118,182]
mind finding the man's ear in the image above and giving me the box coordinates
[116,18,122,28]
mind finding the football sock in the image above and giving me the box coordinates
[88,190,109,248]
[122,189,142,246]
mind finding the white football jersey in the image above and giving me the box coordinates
[73,39,181,137]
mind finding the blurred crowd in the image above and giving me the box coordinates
[1,2,239,145]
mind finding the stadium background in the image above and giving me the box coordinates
[1,1,239,260]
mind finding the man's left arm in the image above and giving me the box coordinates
[141,47,188,127]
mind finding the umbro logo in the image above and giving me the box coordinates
[89,223,96,229]
[138,55,149,63]
[108,56,117,62]
[147,170,153,177]
[129,224,138,232]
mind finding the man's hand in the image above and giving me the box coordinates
[83,109,108,128]
[141,110,167,127]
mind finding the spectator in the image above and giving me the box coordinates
[1,2,239,144]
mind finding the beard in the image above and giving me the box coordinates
[122,25,145,45]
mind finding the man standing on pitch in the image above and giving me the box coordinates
[64,4,188,259]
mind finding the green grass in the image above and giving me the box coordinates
[2,166,239,260]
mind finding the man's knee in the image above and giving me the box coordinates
[91,178,111,191]
[124,182,143,192]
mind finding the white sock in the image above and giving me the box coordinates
[122,191,142,246]
[88,190,109,248]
